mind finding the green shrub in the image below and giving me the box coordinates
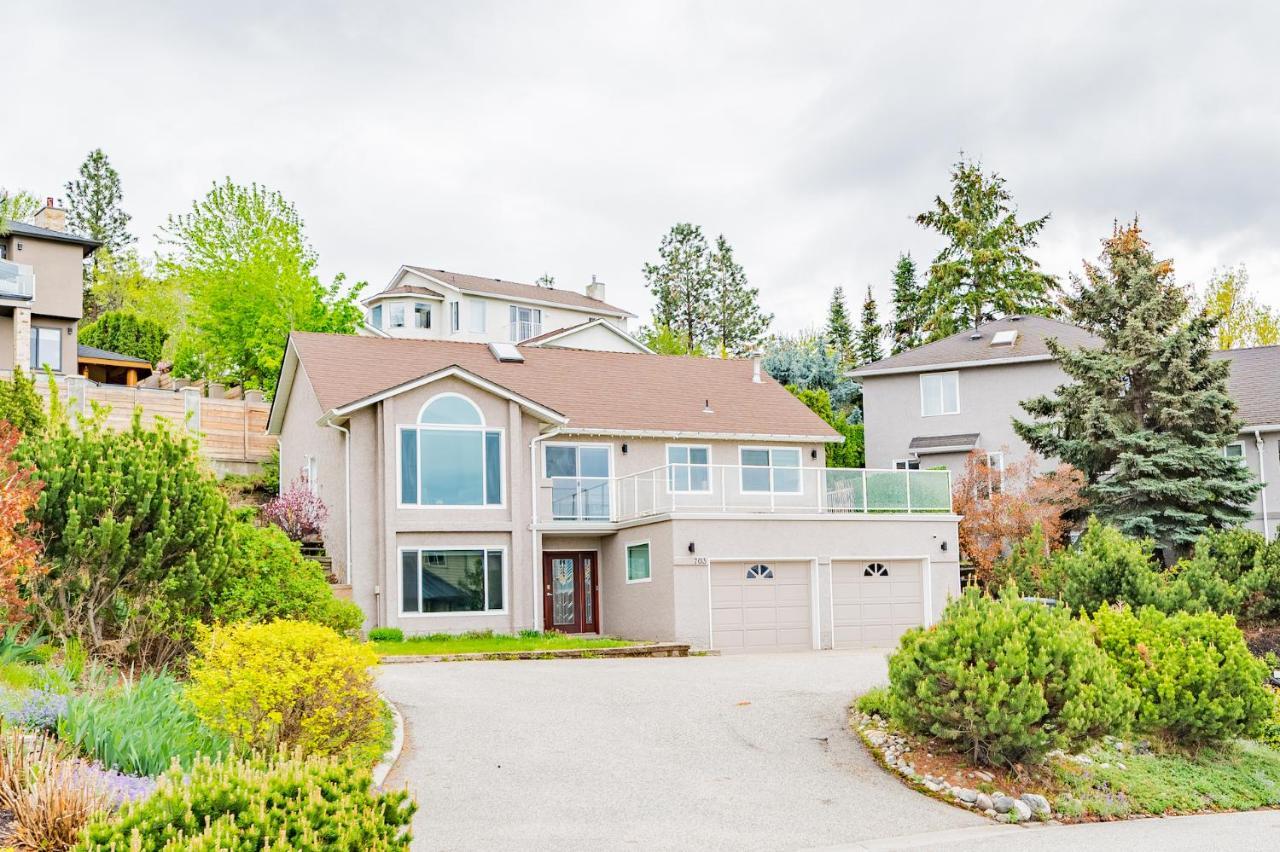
[78,310,169,366]
[888,588,1135,767]
[1055,519,1162,612]
[0,368,45,436]
[212,523,362,634]
[990,523,1057,597]
[368,627,403,642]
[1261,689,1280,750]
[856,686,892,718]
[1088,605,1271,744]
[58,672,229,776]
[76,751,416,851]
[186,620,383,758]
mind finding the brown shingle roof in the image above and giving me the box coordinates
[402,267,634,317]
[288,333,839,440]
[1214,346,1280,428]
[852,316,1101,375]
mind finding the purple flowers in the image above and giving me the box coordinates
[73,762,157,807]
[261,477,330,541]
[0,688,67,732]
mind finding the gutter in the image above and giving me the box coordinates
[529,427,563,630]
[326,421,353,585]
[1255,428,1271,542]
[850,353,1057,378]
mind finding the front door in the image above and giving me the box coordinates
[542,551,600,634]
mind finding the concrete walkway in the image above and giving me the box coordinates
[378,651,983,851]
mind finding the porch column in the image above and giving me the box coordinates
[12,307,30,371]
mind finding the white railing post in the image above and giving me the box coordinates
[861,472,869,514]
[905,470,912,513]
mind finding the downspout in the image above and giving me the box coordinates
[529,427,563,630]
[1254,428,1270,542]
[326,421,353,588]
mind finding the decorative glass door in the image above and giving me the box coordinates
[542,551,600,634]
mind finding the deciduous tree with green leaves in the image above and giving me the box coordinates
[86,250,186,341]
[916,157,1057,338]
[708,234,771,356]
[0,189,39,233]
[825,286,853,363]
[786,386,864,467]
[889,253,923,354]
[643,223,713,355]
[78,311,169,365]
[855,286,884,365]
[1015,223,1260,558]
[160,180,364,395]
[1199,265,1279,349]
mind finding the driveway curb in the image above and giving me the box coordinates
[372,695,405,789]
[379,642,690,663]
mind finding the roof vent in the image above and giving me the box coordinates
[702,399,714,414]
[1008,315,1023,321]
[487,342,525,363]
[990,330,1018,346]
[968,332,983,341]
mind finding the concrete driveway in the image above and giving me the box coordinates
[378,650,983,851]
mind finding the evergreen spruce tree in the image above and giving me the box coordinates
[643,223,713,354]
[855,286,884,365]
[1014,222,1261,558]
[889,253,923,354]
[916,157,1057,339]
[825,286,853,363]
[65,149,134,318]
[708,234,772,355]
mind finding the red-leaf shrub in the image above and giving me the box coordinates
[0,423,42,624]
[260,478,329,542]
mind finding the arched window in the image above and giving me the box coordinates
[864,562,889,578]
[401,394,502,506]
[746,564,774,580]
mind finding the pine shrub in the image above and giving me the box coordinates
[1055,519,1162,612]
[76,752,416,851]
[186,620,382,758]
[888,588,1135,767]
[1088,605,1271,744]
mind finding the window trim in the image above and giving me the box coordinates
[1224,442,1245,462]
[397,392,506,509]
[371,304,383,329]
[414,302,432,329]
[985,451,1005,492]
[543,441,614,521]
[919,370,960,417]
[625,540,652,584]
[665,443,713,494]
[449,301,460,332]
[738,445,804,495]
[893,458,921,471]
[388,303,407,328]
[30,326,63,373]
[397,545,508,617]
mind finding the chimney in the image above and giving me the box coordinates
[751,352,763,383]
[34,197,66,232]
[586,275,606,302]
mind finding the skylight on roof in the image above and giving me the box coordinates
[487,342,525,363]
[990,330,1019,346]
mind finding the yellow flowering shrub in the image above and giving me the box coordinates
[186,620,382,758]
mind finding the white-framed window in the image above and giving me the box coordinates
[920,371,959,417]
[985,451,1005,492]
[450,302,460,332]
[894,458,921,470]
[1224,442,1245,463]
[626,541,651,583]
[30,327,62,372]
[371,305,383,328]
[469,300,486,333]
[545,443,611,520]
[509,305,543,341]
[400,547,505,614]
[399,394,503,507]
[667,444,711,493]
[389,304,406,328]
[739,446,802,494]
[303,455,318,494]
[414,303,431,329]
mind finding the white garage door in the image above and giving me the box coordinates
[831,560,924,647]
[711,561,812,652]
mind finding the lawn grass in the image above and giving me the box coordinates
[1052,740,1280,818]
[372,630,639,657]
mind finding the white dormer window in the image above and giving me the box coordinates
[920,371,959,417]
[990,330,1018,346]
[389,304,406,328]
[371,305,383,328]
[414,303,431,329]
[509,305,542,341]
[450,302,460,333]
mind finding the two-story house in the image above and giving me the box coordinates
[269,333,961,652]
[361,266,650,353]
[1,200,99,375]
[853,315,1279,540]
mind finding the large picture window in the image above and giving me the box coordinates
[739,447,802,494]
[401,548,504,614]
[545,444,610,520]
[400,394,503,506]
[667,445,711,493]
[920,371,959,417]
[30,327,62,372]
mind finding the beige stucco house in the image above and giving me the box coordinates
[269,332,961,652]
[853,315,1280,540]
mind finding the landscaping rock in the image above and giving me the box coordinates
[995,813,1011,823]
[955,788,979,804]
[1010,799,1032,822]
[1020,793,1050,817]
[864,729,887,746]
[992,796,1016,814]
[975,793,993,811]
[973,770,994,783]
[983,808,996,818]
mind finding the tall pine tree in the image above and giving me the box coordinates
[1014,222,1260,558]
[826,286,853,363]
[889,253,923,354]
[916,157,1057,339]
[643,223,713,354]
[855,286,884,365]
[66,149,134,318]
[708,234,772,355]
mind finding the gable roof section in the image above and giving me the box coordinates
[1214,345,1280,428]
[396,266,635,317]
[519,318,653,353]
[272,333,839,441]
[3,221,101,256]
[852,316,1101,377]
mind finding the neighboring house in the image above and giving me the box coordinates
[269,333,960,651]
[361,266,649,352]
[853,316,1279,539]
[1,199,100,376]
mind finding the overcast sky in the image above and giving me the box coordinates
[6,1,1279,333]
